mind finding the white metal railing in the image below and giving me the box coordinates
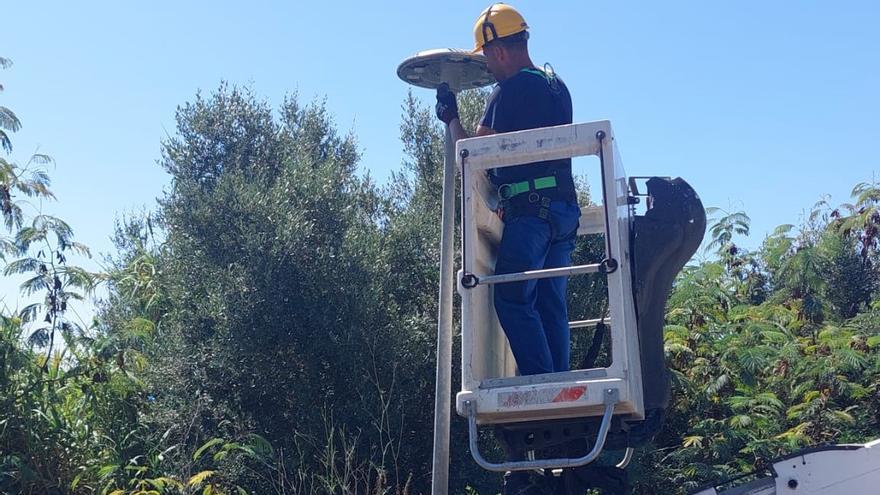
[451,120,645,472]
[472,262,603,286]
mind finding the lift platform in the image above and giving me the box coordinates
[452,120,706,477]
[395,47,709,494]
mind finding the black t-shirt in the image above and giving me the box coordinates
[480,67,574,197]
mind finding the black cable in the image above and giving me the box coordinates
[582,298,609,369]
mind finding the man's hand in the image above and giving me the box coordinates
[435,83,459,125]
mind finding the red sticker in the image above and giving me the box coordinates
[552,386,587,402]
[498,385,588,408]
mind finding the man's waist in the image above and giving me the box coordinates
[491,158,572,181]
[496,174,576,204]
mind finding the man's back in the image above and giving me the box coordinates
[481,68,575,200]
[482,68,572,134]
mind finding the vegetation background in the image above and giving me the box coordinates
[1,56,879,494]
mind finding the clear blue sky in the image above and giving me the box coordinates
[3,1,879,311]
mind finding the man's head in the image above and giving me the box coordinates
[472,3,532,81]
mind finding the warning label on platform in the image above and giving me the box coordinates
[497,385,587,408]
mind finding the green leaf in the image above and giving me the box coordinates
[97,464,118,479]
[123,317,156,341]
[0,106,21,133]
[245,433,274,457]
[3,257,42,276]
[728,414,753,428]
[837,348,869,371]
[803,390,821,403]
[664,342,694,356]
[193,438,224,460]
[71,473,82,489]
[828,409,855,425]
[28,154,53,165]
[18,274,48,296]
[188,470,215,488]
[682,435,704,448]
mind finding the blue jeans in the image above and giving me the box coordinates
[494,201,581,375]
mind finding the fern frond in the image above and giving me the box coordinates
[187,470,215,488]
[0,106,21,133]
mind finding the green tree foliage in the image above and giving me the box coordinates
[134,84,483,494]
[2,69,879,495]
[631,202,880,495]
[146,84,387,490]
[0,56,21,154]
[0,56,117,495]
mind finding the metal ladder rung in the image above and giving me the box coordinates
[476,263,601,286]
[569,318,611,329]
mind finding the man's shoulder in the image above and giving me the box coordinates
[501,69,569,94]
[500,69,541,89]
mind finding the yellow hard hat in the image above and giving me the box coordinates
[471,3,529,54]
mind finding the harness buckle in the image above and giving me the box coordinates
[498,184,513,200]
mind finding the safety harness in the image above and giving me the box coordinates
[498,175,570,220]
[495,65,575,221]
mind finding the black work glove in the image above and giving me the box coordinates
[435,83,459,125]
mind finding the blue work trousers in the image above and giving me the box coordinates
[493,201,581,375]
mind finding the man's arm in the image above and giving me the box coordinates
[446,118,496,143]
[438,91,502,216]
[447,118,469,143]
[474,123,496,137]
[437,83,497,141]
[436,83,498,151]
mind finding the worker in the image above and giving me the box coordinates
[436,4,581,491]
[435,3,580,377]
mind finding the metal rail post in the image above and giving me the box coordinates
[431,126,456,495]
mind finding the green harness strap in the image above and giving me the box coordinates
[496,65,564,203]
[520,64,559,88]
[498,175,557,200]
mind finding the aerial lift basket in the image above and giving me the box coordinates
[455,121,646,471]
